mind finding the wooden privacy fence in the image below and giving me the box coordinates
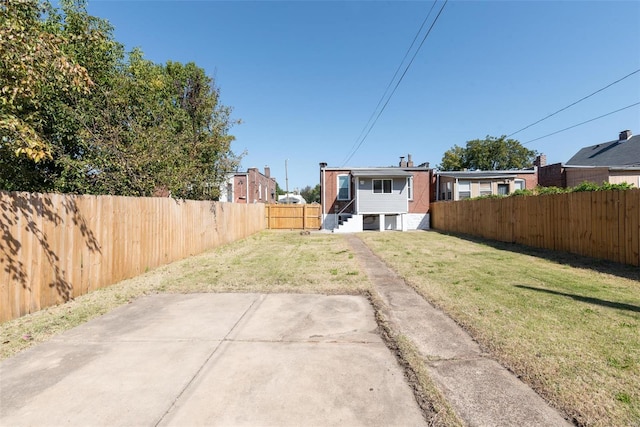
[430,189,640,266]
[265,204,321,230]
[0,192,266,322]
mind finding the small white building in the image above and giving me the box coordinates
[278,194,306,204]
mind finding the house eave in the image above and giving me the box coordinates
[564,165,640,171]
[351,169,414,178]
[436,172,534,179]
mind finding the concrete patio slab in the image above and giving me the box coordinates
[0,293,426,427]
[228,293,379,343]
[159,340,420,426]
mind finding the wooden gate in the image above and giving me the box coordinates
[265,204,321,230]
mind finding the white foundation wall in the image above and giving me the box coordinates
[321,214,363,233]
[322,213,429,231]
[321,214,338,231]
[406,213,430,230]
[335,215,363,233]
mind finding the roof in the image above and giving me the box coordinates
[278,194,306,204]
[566,135,640,167]
[436,170,535,179]
[350,168,414,177]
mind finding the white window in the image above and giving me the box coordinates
[226,183,233,202]
[373,179,392,194]
[514,179,525,190]
[479,182,492,196]
[458,180,471,199]
[440,181,452,200]
[337,175,350,200]
[407,176,413,200]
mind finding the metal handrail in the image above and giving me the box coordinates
[336,198,354,216]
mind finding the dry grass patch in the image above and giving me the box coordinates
[359,231,640,427]
[155,230,368,294]
[1,231,369,360]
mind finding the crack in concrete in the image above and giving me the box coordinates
[153,294,264,427]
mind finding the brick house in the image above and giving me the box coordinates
[319,155,431,232]
[433,168,538,201]
[538,130,640,188]
[221,167,277,204]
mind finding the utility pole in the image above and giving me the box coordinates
[285,159,289,196]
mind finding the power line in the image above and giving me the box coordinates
[521,101,640,145]
[341,0,448,166]
[340,1,440,165]
[507,68,640,138]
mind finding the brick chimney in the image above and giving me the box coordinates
[264,166,270,178]
[399,156,407,167]
[619,130,632,141]
[407,154,414,167]
[534,154,547,167]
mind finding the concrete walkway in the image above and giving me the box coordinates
[346,234,571,427]
[0,293,425,426]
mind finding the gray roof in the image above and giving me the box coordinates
[350,168,414,177]
[566,135,640,167]
[436,170,534,179]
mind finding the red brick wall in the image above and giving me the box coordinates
[234,169,276,204]
[538,163,566,188]
[320,169,353,215]
[516,172,539,190]
[409,171,430,213]
[320,168,431,214]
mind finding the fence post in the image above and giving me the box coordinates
[303,205,307,230]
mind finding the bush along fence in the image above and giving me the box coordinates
[0,192,266,322]
[430,188,640,267]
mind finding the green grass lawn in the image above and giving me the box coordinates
[3,229,638,426]
[0,231,370,360]
[359,230,640,427]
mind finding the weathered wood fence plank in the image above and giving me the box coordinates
[0,193,266,322]
[430,189,640,266]
[265,204,321,230]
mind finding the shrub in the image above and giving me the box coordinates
[512,189,534,197]
[536,186,566,195]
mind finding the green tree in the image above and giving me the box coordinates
[300,184,320,203]
[0,0,92,164]
[163,61,242,199]
[0,0,242,199]
[439,135,537,171]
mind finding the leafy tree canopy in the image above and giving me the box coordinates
[300,184,320,204]
[439,135,537,171]
[0,0,92,162]
[0,0,242,199]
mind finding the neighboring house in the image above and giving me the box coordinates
[220,167,277,204]
[319,154,431,232]
[434,168,538,201]
[536,154,566,188]
[539,130,640,188]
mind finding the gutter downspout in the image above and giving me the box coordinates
[455,177,458,201]
[320,163,326,230]
[436,171,440,201]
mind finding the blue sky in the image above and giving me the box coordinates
[85,0,640,191]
